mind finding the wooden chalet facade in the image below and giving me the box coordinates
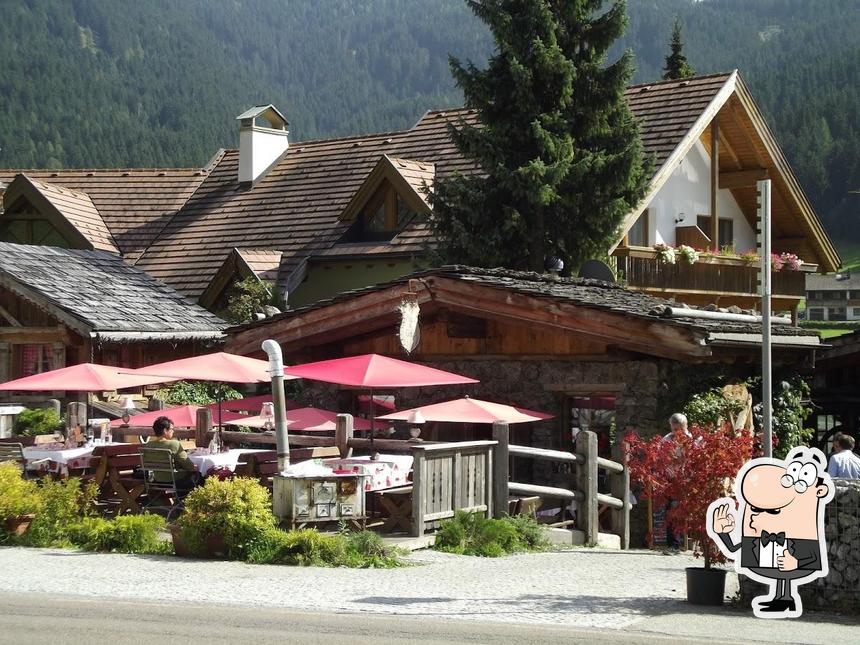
[0,72,839,322]
[226,266,821,475]
[0,242,225,398]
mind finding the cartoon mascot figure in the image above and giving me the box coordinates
[707,446,834,618]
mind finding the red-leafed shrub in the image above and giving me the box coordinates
[625,423,754,568]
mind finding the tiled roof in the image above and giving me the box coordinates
[0,241,226,336]
[25,176,118,253]
[228,264,818,340]
[388,156,435,208]
[237,248,282,283]
[0,165,214,262]
[134,74,732,298]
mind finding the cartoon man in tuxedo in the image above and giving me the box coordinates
[708,446,834,618]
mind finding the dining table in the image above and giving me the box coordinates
[188,448,268,476]
[22,441,127,476]
[322,454,413,492]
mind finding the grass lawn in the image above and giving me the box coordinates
[816,328,855,339]
[838,241,860,271]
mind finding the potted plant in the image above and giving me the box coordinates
[653,244,677,265]
[626,423,753,605]
[676,245,699,265]
[0,463,44,537]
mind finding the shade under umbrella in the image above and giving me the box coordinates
[110,405,246,428]
[233,407,374,432]
[0,363,175,392]
[206,394,299,413]
[129,352,279,384]
[378,397,553,425]
[283,354,478,388]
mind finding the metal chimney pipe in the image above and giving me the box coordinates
[262,339,290,471]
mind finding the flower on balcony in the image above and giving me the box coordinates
[677,245,699,265]
[770,253,785,271]
[738,250,760,263]
[780,252,803,271]
[654,244,677,264]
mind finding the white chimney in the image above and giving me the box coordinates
[236,105,290,185]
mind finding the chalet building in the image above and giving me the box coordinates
[0,242,225,401]
[0,71,840,324]
[804,272,860,322]
[225,266,820,469]
[810,330,860,448]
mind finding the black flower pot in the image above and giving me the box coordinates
[686,567,727,606]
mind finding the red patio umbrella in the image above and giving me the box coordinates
[110,405,246,429]
[206,394,299,413]
[284,354,478,455]
[232,407,374,432]
[377,397,553,425]
[0,363,174,391]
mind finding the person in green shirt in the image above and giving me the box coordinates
[142,416,199,490]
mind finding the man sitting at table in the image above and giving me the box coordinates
[142,416,200,491]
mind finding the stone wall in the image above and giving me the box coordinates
[739,480,860,613]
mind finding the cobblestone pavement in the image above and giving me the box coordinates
[0,546,855,643]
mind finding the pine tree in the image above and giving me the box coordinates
[663,18,695,80]
[432,0,650,274]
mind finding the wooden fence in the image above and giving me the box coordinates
[411,440,495,537]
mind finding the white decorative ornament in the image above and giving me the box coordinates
[398,299,421,354]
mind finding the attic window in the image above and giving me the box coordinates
[344,182,421,243]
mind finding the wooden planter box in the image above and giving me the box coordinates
[4,514,35,536]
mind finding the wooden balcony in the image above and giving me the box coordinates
[613,247,815,311]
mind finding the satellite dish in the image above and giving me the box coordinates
[579,260,616,283]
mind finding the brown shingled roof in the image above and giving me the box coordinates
[0,165,214,262]
[24,176,118,253]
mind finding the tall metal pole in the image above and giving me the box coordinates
[758,179,773,458]
[262,339,290,471]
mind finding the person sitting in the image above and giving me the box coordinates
[827,433,860,480]
[142,416,199,491]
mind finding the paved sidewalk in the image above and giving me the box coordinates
[0,546,855,643]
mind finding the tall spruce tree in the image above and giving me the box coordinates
[432,0,650,274]
[663,18,695,80]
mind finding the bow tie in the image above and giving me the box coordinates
[760,530,786,547]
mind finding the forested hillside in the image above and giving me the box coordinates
[0,0,856,244]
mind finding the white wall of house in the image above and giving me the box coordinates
[643,140,755,251]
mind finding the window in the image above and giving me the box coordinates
[850,291,860,301]
[829,307,847,321]
[807,291,826,300]
[344,183,421,242]
[627,210,649,247]
[17,344,52,378]
[807,308,824,321]
[696,216,733,249]
[816,415,836,432]
[853,308,860,318]
[0,218,69,247]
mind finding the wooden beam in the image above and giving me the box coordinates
[0,305,21,327]
[719,169,770,189]
[710,117,719,250]
[0,326,71,344]
[718,129,742,170]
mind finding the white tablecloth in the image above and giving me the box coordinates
[322,454,413,491]
[22,442,125,475]
[189,449,267,476]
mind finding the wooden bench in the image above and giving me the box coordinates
[238,446,341,488]
[86,444,146,515]
[373,485,414,533]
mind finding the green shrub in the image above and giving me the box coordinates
[21,477,97,547]
[176,477,276,559]
[154,381,242,406]
[244,527,404,568]
[67,514,171,555]
[13,408,63,437]
[0,463,44,525]
[435,511,550,557]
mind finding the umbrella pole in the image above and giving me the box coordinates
[369,389,377,461]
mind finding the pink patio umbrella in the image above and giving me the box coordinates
[128,352,295,431]
[377,396,553,425]
[206,394,299,413]
[284,354,478,456]
[0,363,175,392]
[111,405,246,429]
[231,407,374,432]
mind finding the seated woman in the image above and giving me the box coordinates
[141,416,200,491]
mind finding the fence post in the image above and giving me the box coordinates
[195,407,212,449]
[335,414,354,458]
[575,430,598,545]
[491,421,509,519]
[611,442,630,549]
[411,447,426,537]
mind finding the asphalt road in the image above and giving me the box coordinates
[0,593,736,645]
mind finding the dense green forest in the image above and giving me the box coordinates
[0,0,856,245]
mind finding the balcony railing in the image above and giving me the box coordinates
[613,248,814,301]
